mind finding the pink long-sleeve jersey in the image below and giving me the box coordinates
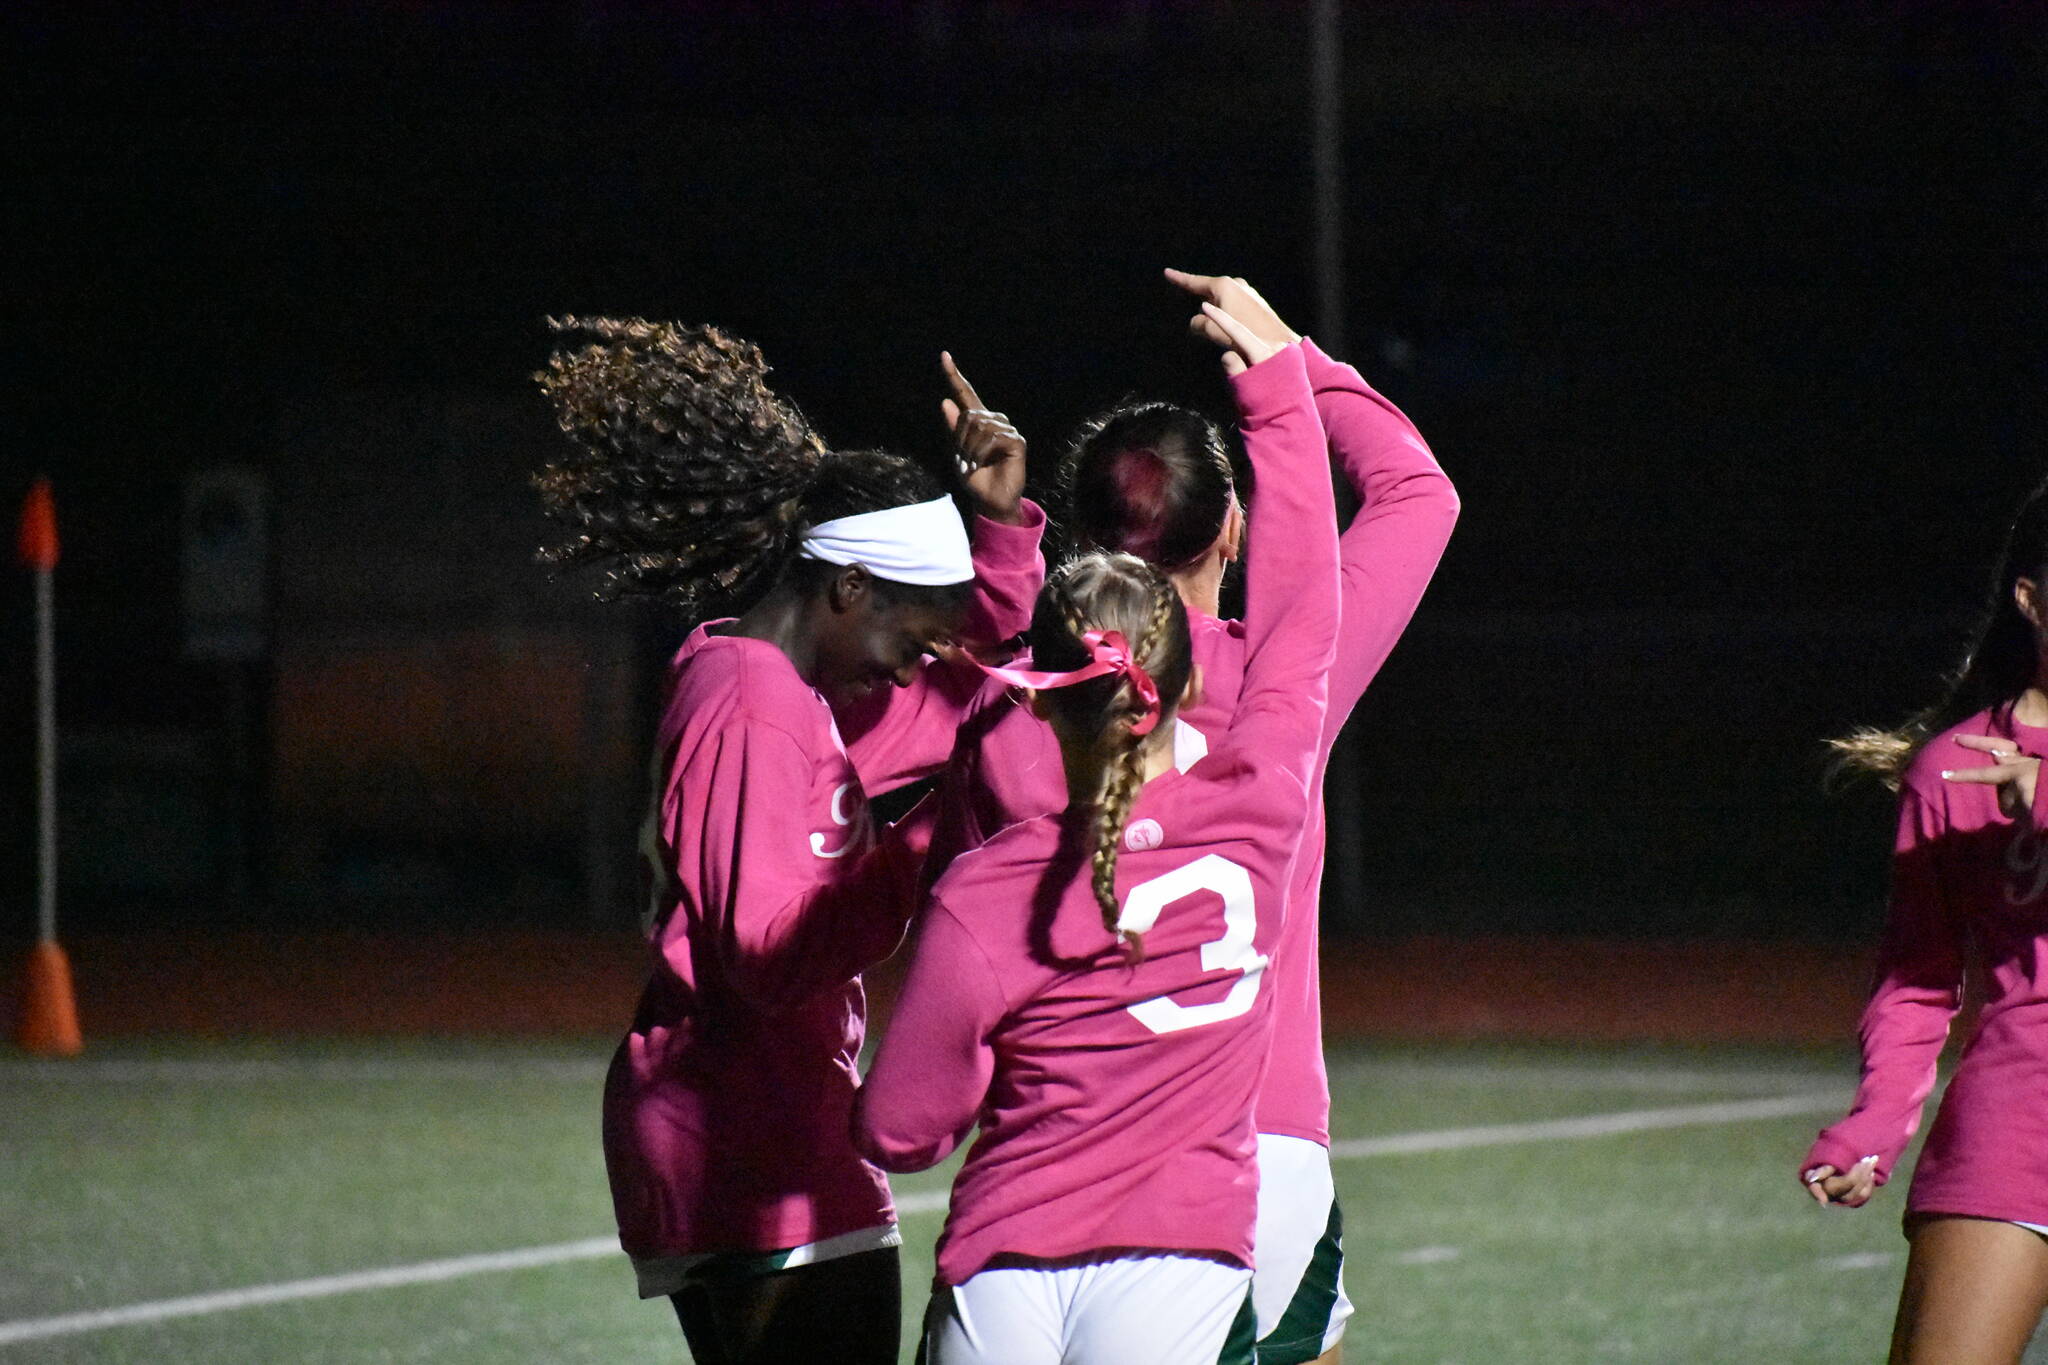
[1805,709,2048,1225]
[853,344,1338,1285]
[923,339,1457,1145]
[601,506,1043,1261]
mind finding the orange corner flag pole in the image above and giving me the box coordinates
[17,476,81,1055]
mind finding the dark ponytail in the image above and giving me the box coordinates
[535,317,950,621]
[1061,402,1236,571]
[1830,474,2048,786]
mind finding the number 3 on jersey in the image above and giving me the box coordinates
[1117,853,1270,1035]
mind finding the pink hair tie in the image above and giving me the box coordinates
[974,629,1162,736]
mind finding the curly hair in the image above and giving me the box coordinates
[534,316,947,619]
[1060,401,1237,571]
[1028,552,1193,954]
[1830,473,2048,787]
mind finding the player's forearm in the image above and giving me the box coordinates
[958,500,1047,647]
[1230,343,1340,727]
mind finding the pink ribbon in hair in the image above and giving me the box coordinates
[974,629,1161,736]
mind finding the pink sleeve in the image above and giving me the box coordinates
[852,900,1005,1172]
[1300,339,1459,729]
[1803,781,1966,1184]
[836,501,1047,793]
[1222,343,1341,777]
[670,721,921,1013]
[958,501,1048,650]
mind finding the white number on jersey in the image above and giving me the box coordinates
[1118,853,1269,1035]
[810,782,858,859]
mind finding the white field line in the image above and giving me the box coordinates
[1327,1092,1842,1159]
[1323,1059,1843,1096]
[3,1058,607,1083]
[0,1239,618,1347]
[0,1093,1836,1347]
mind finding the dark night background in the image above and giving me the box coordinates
[4,1,2044,945]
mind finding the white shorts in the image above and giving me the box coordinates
[923,1252,1255,1365]
[1251,1134,1353,1363]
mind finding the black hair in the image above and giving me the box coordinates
[1831,474,2048,785]
[534,317,959,622]
[1060,401,1236,571]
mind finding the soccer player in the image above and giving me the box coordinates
[924,271,1459,1364]
[534,317,1043,1365]
[854,302,1338,1364]
[1805,475,2048,1364]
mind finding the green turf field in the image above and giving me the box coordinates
[0,1038,1991,1362]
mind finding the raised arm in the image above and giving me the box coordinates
[834,353,1046,790]
[1801,779,1966,1203]
[1166,269,1457,734]
[1301,340,1459,725]
[946,349,1044,650]
[664,718,921,1013]
[852,898,1004,1171]
[1203,313,1339,772]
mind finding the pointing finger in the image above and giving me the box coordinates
[1201,301,1264,359]
[1188,312,1232,348]
[1164,267,1221,300]
[940,351,984,413]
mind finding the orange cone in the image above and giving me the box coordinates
[16,939,82,1056]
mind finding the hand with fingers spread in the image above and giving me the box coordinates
[1944,733,2041,821]
[1802,1154,1880,1207]
[1191,301,1284,378]
[940,351,1027,526]
[1165,269,1301,352]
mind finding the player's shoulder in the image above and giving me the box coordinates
[968,683,1049,752]
[1191,612,1248,659]
[1184,735,1302,799]
[928,816,1071,964]
[941,813,1063,891]
[668,635,821,745]
[1903,709,2003,798]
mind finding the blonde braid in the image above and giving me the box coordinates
[1086,568,1179,948]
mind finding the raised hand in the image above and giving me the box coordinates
[1192,301,1283,378]
[1944,734,2041,821]
[941,351,1027,525]
[1166,269,1301,352]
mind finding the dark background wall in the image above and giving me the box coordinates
[4,1,2043,938]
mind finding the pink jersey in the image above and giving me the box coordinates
[1804,708,2048,1224]
[602,507,1043,1260]
[923,340,1457,1144]
[853,343,1338,1285]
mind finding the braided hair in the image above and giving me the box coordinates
[1060,402,1237,570]
[1830,473,2048,787]
[534,316,950,619]
[1028,552,1193,953]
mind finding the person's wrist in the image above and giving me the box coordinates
[974,495,1026,526]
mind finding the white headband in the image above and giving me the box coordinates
[797,494,974,586]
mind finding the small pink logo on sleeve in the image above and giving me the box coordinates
[1125,818,1163,852]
